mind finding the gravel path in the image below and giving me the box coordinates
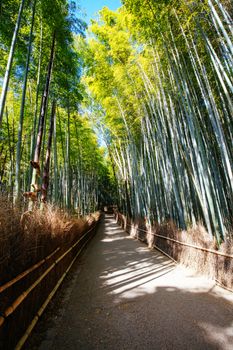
[36,214,233,350]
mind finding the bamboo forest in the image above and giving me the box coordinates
[1,0,232,238]
[0,0,233,347]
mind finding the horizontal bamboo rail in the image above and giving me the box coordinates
[0,220,99,346]
[0,247,61,294]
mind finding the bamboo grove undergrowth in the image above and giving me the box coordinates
[81,0,233,243]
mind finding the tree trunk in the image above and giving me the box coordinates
[53,105,59,203]
[66,104,71,210]
[30,30,56,204]
[33,30,56,164]
[6,107,13,196]
[0,0,26,126]
[15,0,36,202]
[41,100,56,203]
[29,18,43,187]
[125,179,132,218]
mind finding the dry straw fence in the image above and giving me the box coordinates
[0,211,101,349]
[115,212,233,292]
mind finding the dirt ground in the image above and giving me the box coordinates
[26,214,233,350]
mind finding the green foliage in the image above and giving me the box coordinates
[0,0,114,213]
[0,0,232,233]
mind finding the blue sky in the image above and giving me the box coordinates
[79,0,122,24]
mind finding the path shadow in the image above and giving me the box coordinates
[27,214,233,350]
[82,214,233,349]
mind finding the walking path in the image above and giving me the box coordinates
[38,214,233,350]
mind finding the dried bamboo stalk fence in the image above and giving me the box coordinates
[0,218,100,349]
